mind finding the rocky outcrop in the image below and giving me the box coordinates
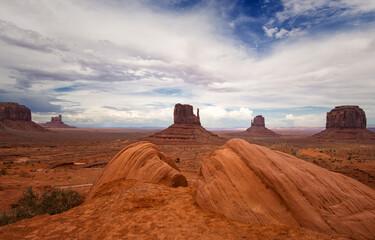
[143,104,226,145]
[326,106,366,129]
[196,139,375,240]
[0,180,344,240]
[240,115,280,137]
[0,102,46,132]
[251,115,265,127]
[40,115,75,128]
[174,104,201,125]
[86,141,187,201]
[314,106,375,139]
[0,102,31,121]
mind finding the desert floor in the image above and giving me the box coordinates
[0,128,374,239]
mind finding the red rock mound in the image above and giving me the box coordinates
[86,141,187,201]
[144,103,226,145]
[0,180,344,240]
[240,115,280,137]
[196,138,375,240]
[314,106,375,140]
[0,102,46,132]
[39,115,75,128]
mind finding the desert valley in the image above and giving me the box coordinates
[0,102,375,240]
[1,1,375,239]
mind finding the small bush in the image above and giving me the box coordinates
[0,187,82,226]
[0,168,6,175]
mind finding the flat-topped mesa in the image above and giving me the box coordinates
[0,102,31,121]
[143,103,226,145]
[313,105,375,140]
[241,115,280,137]
[51,115,63,123]
[174,104,200,125]
[40,114,75,128]
[326,105,366,129]
[251,115,265,127]
[0,102,46,131]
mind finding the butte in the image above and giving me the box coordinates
[39,115,75,128]
[143,103,225,145]
[313,105,375,140]
[240,115,280,137]
[0,102,46,133]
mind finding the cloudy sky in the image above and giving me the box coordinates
[0,0,374,128]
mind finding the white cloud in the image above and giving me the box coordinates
[277,0,375,22]
[0,1,374,127]
[283,113,326,127]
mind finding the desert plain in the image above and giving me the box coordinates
[1,126,375,239]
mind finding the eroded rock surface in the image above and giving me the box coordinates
[251,115,265,127]
[326,106,366,129]
[0,180,344,240]
[144,104,225,145]
[241,115,279,137]
[196,138,375,240]
[86,141,187,201]
[40,115,75,128]
[174,103,201,125]
[0,102,31,121]
[0,102,46,132]
[314,106,375,139]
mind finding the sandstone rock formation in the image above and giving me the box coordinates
[143,104,226,145]
[0,102,46,132]
[40,115,75,128]
[0,102,31,121]
[241,115,280,137]
[86,141,187,201]
[314,106,375,139]
[196,138,375,240]
[174,103,201,125]
[0,180,344,240]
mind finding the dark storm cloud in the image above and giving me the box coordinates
[0,19,69,53]
[0,91,61,112]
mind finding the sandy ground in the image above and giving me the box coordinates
[0,127,374,239]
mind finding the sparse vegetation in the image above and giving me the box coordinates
[0,187,82,226]
[0,168,7,175]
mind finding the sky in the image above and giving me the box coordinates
[0,0,374,128]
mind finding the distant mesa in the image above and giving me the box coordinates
[0,102,46,132]
[313,105,375,140]
[143,103,226,145]
[40,115,75,128]
[86,141,187,201]
[196,138,375,240]
[241,115,280,137]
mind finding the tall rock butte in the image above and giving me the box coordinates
[313,105,375,139]
[0,102,46,132]
[241,115,280,137]
[144,103,225,145]
[196,138,375,240]
[40,115,75,128]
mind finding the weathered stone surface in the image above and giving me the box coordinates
[0,102,31,121]
[326,106,366,129]
[40,115,75,128]
[241,115,280,137]
[86,141,187,201]
[144,104,225,145]
[196,138,375,240]
[174,103,201,125]
[251,115,265,127]
[0,180,344,240]
[314,106,375,139]
[0,102,46,132]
